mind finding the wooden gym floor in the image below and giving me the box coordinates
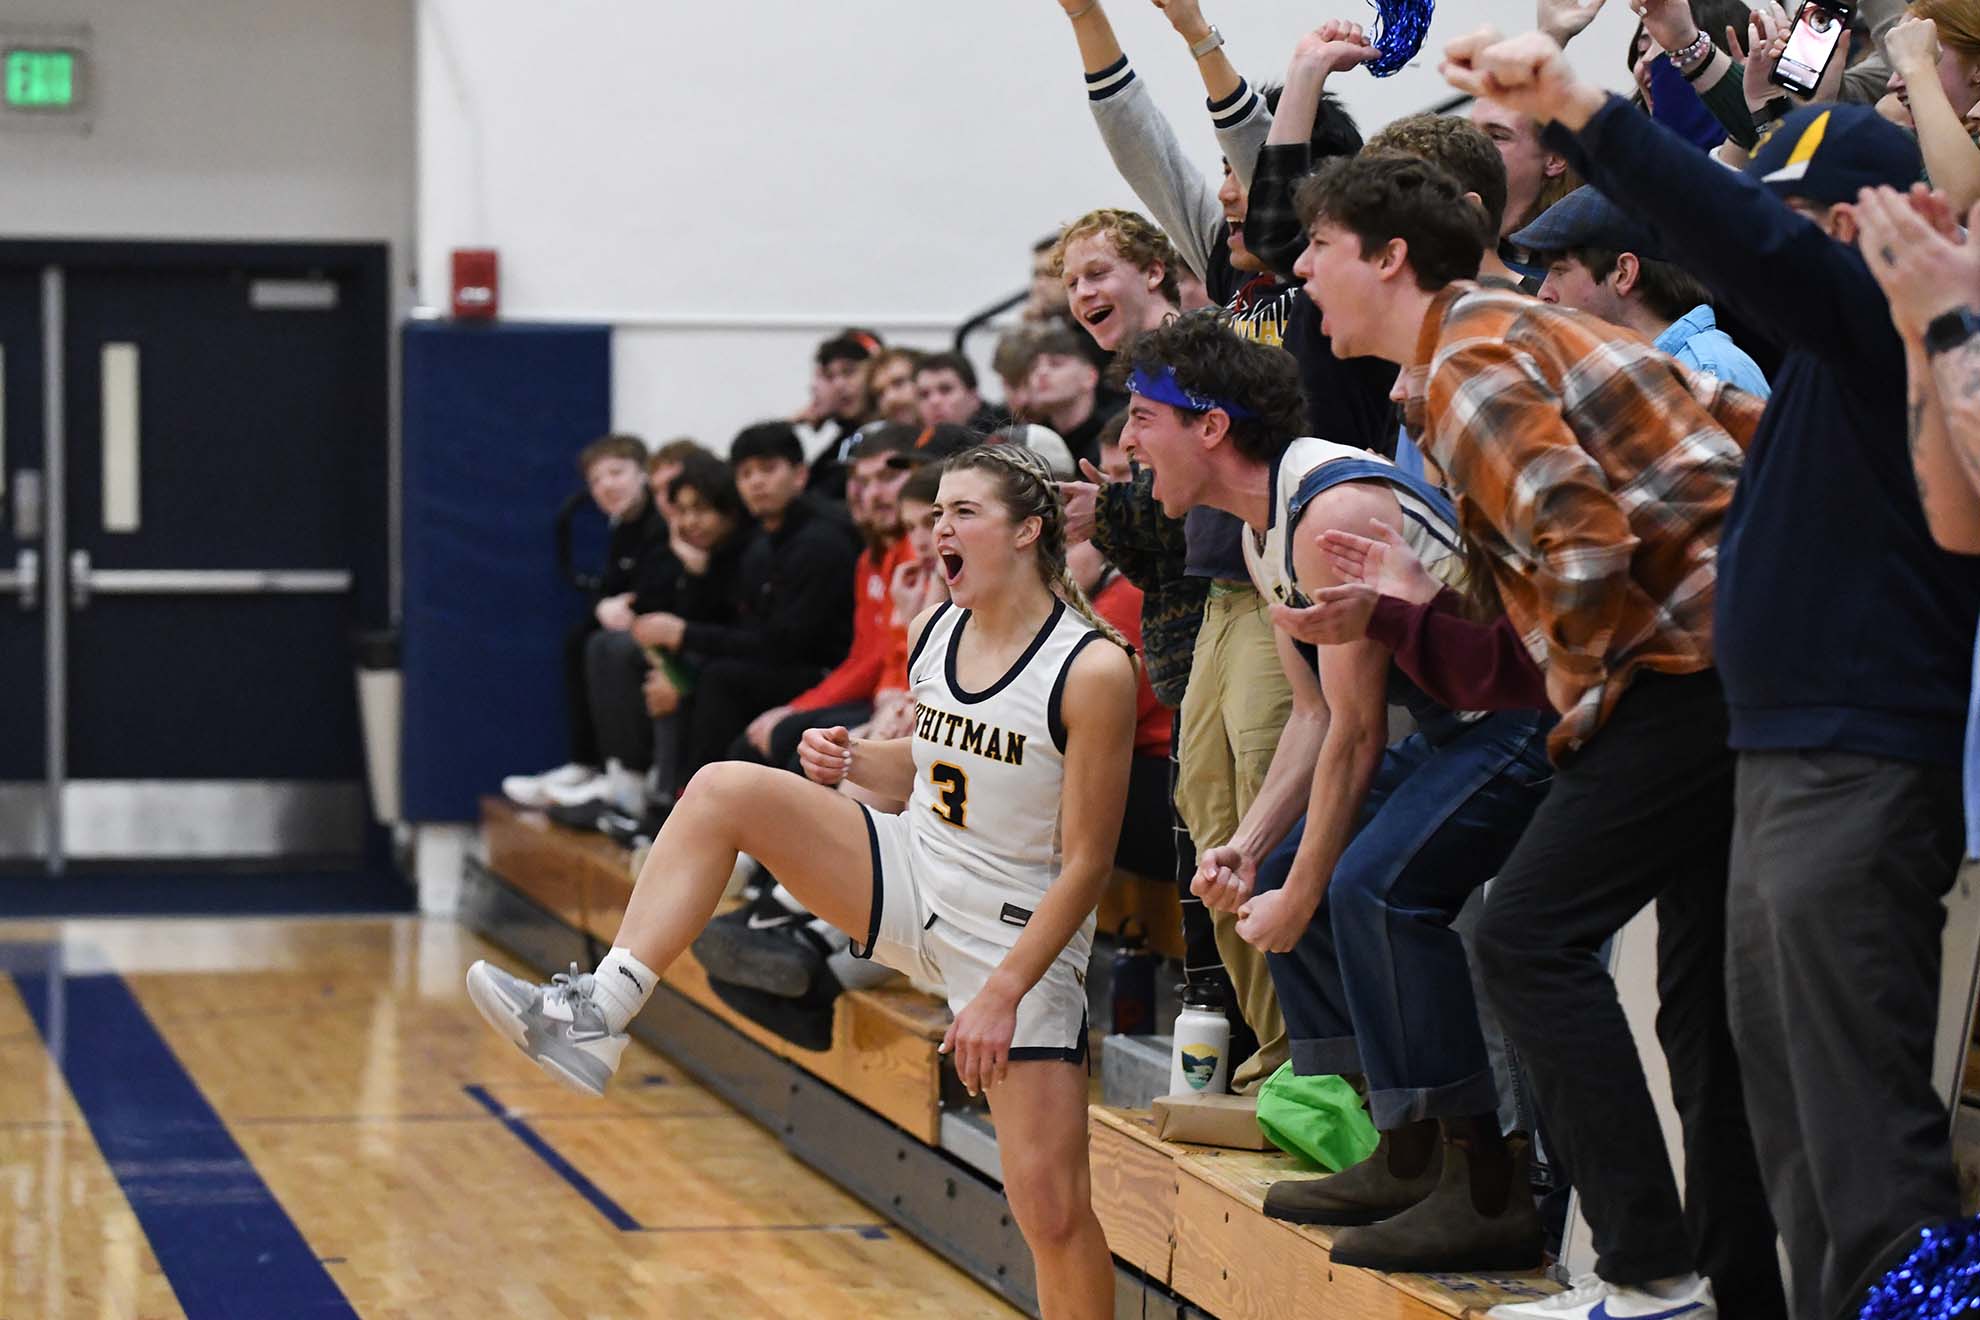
[0,915,1020,1319]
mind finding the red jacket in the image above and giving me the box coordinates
[791,537,915,712]
[1091,572,1172,759]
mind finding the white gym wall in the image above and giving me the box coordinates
[415,0,1647,452]
[0,0,416,297]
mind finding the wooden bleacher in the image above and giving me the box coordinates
[1089,1107,1559,1320]
[479,795,1564,1318]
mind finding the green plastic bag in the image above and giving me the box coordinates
[1253,1062,1379,1172]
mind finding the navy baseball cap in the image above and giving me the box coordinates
[1510,186,1665,260]
[1746,103,1921,205]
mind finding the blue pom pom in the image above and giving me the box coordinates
[1366,0,1435,77]
[1859,1220,1980,1319]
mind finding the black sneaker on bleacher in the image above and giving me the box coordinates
[706,964,839,1053]
[692,903,831,999]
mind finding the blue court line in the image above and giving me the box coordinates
[12,959,358,1319]
[464,1083,643,1230]
[462,1086,891,1240]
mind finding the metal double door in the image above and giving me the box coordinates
[0,243,390,871]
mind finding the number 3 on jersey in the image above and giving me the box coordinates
[929,762,969,829]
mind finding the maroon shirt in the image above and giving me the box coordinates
[1366,590,1550,713]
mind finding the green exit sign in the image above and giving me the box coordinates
[6,49,76,110]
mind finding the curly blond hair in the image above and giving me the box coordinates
[1048,208,1182,309]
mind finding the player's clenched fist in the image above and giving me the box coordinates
[798,726,854,786]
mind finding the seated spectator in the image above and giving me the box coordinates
[632,421,860,777]
[1515,186,1772,396]
[1068,536,1175,885]
[736,425,926,770]
[501,433,661,810]
[798,327,883,499]
[1023,323,1121,467]
[603,452,755,823]
[914,351,1008,433]
[546,438,718,823]
[864,347,924,427]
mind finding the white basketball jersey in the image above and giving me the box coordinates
[1241,436,1465,611]
[905,599,1104,954]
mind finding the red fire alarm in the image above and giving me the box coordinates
[451,248,499,320]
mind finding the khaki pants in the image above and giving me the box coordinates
[1174,584,1294,1092]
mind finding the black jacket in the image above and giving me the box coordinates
[680,494,860,668]
[598,496,664,600]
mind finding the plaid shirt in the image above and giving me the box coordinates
[1402,283,1763,760]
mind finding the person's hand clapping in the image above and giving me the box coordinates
[1270,585,1380,647]
[1855,184,1980,343]
[1321,520,1443,604]
[798,725,855,786]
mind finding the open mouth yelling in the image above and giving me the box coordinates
[939,550,964,585]
[1081,304,1114,331]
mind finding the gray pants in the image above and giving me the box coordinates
[1728,749,1964,1319]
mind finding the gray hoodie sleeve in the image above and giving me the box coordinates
[1086,56,1259,282]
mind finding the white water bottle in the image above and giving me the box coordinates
[1167,983,1231,1096]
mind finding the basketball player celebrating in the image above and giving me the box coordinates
[468,444,1137,1320]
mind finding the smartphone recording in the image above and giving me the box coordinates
[1772,0,1853,98]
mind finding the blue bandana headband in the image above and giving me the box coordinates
[1126,366,1258,420]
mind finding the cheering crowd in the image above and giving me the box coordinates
[497,0,1980,1314]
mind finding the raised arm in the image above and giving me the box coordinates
[1247,22,1379,279]
[1442,28,1906,377]
[1887,16,1980,214]
[1058,0,1222,280]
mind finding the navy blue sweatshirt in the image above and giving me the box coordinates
[1546,96,1980,766]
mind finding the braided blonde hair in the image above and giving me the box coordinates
[942,444,1133,656]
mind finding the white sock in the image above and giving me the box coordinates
[592,947,658,1033]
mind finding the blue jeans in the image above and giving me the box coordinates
[1256,710,1552,1130]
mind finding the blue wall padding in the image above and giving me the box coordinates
[401,321,611,821]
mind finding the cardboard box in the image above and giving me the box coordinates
[1152,1091,1273,1150]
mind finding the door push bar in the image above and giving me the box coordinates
[66,550,350,609]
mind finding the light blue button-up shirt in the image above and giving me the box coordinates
[1654,304,1772,400]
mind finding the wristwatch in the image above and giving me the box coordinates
[1754,96,1792,126]
[1190,26,1225,59]
[1925,306,1980,358]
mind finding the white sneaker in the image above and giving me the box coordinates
[1486,1273,1714,1319]
[543,771,611,808]
[465,960,628,1097]
[501,762,595,808]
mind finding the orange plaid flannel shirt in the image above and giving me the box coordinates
[1400,283,1764,760]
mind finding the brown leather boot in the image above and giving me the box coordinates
[1326,1133,1543,1274]
[1262,1126,1443,1227]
